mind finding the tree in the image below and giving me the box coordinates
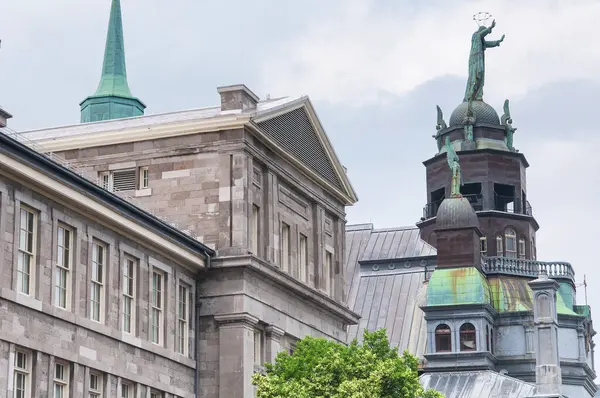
[252,329,444,398]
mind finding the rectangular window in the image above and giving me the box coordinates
[99,172,111,191]
[90,241,106,322]
[177,284,188,355]
[150,270,164,345]
[480,237,487,256]
[17,207,36,296]
[518,238,526,259]
[324,251,333,294]
[55,225,73,309]
[122,257,136,334]
[139,167,149,189]
[99,170,136,192]
[13,350,31,398]
[254,330,264,367]
[121,383,132,398]
[496,235,503,256]
[299,234,308,283]
[251,205,260,255]
[280,223,290,272]
[53,361,69,398]
[150,392,163,398]
[89,372,102,398]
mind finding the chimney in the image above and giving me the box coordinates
[0,106,13,128]
[217,84,259,112]
[527,270,564,397]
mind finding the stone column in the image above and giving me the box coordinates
[214,313,259,398]
[265,325,285,363]
[527,271,563,398]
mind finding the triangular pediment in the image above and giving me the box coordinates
[252,98,357,205]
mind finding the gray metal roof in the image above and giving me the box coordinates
[420,371,536,398]
[345,224,436,355]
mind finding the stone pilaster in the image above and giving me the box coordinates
[577,325,587,363]
[214,313,259,398]
[265,325,285,363]
[525,322,535,355]
[527,271,563,398]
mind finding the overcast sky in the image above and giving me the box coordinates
[2,0,599,341]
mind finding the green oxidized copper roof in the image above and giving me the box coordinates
[426,267,492,306]
[80,0,145,122]
[489,276,577,316]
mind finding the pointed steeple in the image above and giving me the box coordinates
[80,0,145,123]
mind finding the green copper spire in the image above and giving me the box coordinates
[80,0,145,123]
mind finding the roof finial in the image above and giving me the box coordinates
[79,0,146,123]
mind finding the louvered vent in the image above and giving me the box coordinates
[257,108,342,189]
[112,169,136,191]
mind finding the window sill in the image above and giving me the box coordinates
[135,188,152,197]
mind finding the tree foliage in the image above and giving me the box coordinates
[252,329,444,398]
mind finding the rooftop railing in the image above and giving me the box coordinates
[482,256,574,282]
[0,126,199,241]
[421,193,533,219]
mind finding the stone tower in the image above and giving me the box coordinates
[79,0,146,122]
[418,19,597,397]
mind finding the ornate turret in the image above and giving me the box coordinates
[79,0,145,123]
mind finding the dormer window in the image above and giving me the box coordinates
[459,323,476,351]
[435,324,452,352]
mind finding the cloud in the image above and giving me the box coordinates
[261,0,600,106]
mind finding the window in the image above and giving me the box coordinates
[480,237,487,256]
[531,237,537,260]
[90,241,106,322]
[490,328,495,354]
[518,237,526,259]
[150,270,164,345]
[254,330,264,368]
[122,257,136,334]
[280,223,290,272]
[251,205,259,255]
[89,372,102,398]
[495,235,503,256]
[150,392,163,398]
[486,325,490,352]
[17,207,36,295]
[459,323,477,351]
[121,383,133,398]
[299,234,308,283]
[177,284,188,355]
[139,167,149,189]
[13,350,31,398]
[323,251,332,294]
[505,229,517,258]
[435,324,452,352]
[55,225,73,309]
[99,169,136,192]
[53,361,69,398]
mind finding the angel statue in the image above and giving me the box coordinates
[501,99,517,151]
[464,19,505,102]
[445,136,463,197]
[436,105,447,131]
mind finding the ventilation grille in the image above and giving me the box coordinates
[257,108,342,189]
[113,169,136,191]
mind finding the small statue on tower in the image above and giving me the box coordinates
[501,99,517,152]
[445,137,463,197]
[433,105,448,152]
[462,100,476,150]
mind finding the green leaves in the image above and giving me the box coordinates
[252,329,444,398]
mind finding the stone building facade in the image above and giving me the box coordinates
[0,112,213,397]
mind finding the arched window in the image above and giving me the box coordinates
[518,237,526,259]
[486,325,490,351]
[435,324,452,352]
[531,237,537,260]
[505,229,517,258]
[496,235,503,256]
[459,323,476,351]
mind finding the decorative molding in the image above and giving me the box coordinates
[278,184,309,220]
[214,312,259,328]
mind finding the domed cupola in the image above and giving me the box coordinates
[449,100,500,127]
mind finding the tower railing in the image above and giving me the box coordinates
[482,256,574,282]
[0,126,199,241]
[421,193,533,219]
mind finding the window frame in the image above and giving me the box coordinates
[495,234,503,256]
[518,237,526,259]
[53,361,70,398]
[88,372,103,398]
[253,328,265,369]
[90,240,107,323]
[17,206,37,296]
[54,224,73,310]
[13,349,32,398]
[459,323,477,352]
[150,269,165,345]
[480,236,487,256]
[122,256,137,334]
[505,228,517,258]
[139,166,149,189]
[177,283,189,356]
[120,383,133,398]
[434,324,452,352]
